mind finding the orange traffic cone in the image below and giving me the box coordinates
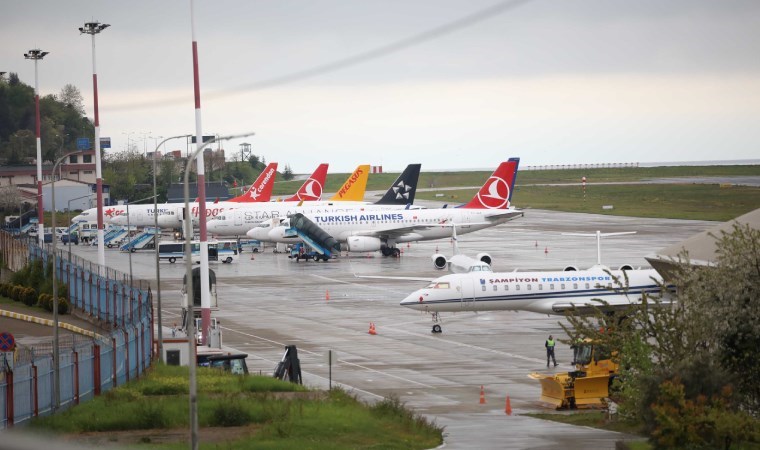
[535,240,538,247]
[368,322,377,335]
[505,395,512,415]
[544,246,549,254]
[325,289,330,301]
[435,245,439,253]
[250,253,255,260]
[407,242,410,248]
[479,385,486,404]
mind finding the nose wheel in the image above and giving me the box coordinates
[431,312,443,333]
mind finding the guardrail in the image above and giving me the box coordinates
[0,230,153,428]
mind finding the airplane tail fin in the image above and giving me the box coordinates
[229,162,278,202]
[461,158,520,209]
[283,163,329,201]
[373,164,421,205]
[329,164,370,201]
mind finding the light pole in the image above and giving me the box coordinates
[184,132,252,449]
[24,48,49,247]
[79,20,110,271]
[153,134,190,363]
[51,149,82,410]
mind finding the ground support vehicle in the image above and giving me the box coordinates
[528,342,619,409]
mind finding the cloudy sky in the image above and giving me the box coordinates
[3,0,760,172]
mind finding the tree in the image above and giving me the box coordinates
[561,224,760,445]
[282,164,294,181]
[58,84,85,115]
[248,154,260,170]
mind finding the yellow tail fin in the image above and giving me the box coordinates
[330,164,369,201]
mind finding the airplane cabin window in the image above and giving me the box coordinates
[505,285,509,291]
[561,284,566,290]
[516,285,520,291]
[585,283,590,289]
[538,285,543,290]
[550,284,555,290]
[481,286,486,292]
[527,285,532,291]
[493,285,497,292]
[573,283,578,289]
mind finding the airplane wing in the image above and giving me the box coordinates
[485,210,524,221]
[354,274,435,282]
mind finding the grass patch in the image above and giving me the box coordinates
[418,184,760,221]
[30,364,442,449]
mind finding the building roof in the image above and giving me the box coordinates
[166,183,231,203]
[646,208,760,278]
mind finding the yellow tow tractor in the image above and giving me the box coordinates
[528,341,619,409]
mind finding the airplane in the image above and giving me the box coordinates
[71,161,278,225]
[399,231,668,333]
[72,163,362,228]
[245,159,523,257]
[206,163,425,244]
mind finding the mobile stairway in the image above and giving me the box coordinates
[119,227,159,252]
[283,213,341,261]
[94,226,129,248]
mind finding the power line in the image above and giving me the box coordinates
[110,0,533,111]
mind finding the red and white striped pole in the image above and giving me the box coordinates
[80,21,110,268]
[190,0,211,346]
[24,49,48,246]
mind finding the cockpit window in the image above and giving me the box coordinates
[470,265,492,273]
[425,282,451,289]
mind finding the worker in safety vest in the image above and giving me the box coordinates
[545,335,557,367]
[571,337,583,365]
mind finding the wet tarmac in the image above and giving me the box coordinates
[60,207,715,449]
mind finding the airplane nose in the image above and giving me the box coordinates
[400,291,425,309]
[245,228,258,238]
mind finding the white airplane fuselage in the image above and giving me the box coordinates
[401,267,664,315]
[244,207,523,249]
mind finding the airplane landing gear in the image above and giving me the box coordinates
[431,312,443,333]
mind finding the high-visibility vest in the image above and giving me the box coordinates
[547,339,555,348]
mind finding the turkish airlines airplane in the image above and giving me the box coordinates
[243,159,523,256]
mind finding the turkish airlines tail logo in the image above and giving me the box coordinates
[284,163,328,202]
[462,158,519,209]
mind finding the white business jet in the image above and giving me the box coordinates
[245,159,524,256]
[400,231,668,332]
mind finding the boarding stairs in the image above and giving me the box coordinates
[283,213,341,258]
[119,227,159,252]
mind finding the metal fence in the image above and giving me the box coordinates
[0,233,154,428]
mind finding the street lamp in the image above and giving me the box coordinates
[153,134,191,363]
[79,20,110,270]
[184,131,253,447]
[51,149,82,410]
[24,48,49,247]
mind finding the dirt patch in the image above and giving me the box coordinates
[64,425,261,446]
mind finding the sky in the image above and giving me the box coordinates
[3,0,760,173]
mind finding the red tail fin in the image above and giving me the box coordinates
[283,163,329,201]
[229,162,278,202]
[461,158,520,209]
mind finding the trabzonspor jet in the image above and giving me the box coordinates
[246,159,523,256]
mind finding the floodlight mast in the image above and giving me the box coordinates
[24,49,48,247]
[79,20,110,269]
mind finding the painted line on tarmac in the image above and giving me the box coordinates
[221,324,435,389]
[379,324,546,365]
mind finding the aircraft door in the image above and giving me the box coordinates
[458,278,476,310]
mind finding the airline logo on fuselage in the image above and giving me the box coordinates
[336,167,364,199]
[191,206,229,218]
[477,177,510,209]
[314,213,403,223]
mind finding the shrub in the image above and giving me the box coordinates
[58,298,68,315]
[208,396,251,427]
[11,285,24,302]
[22,287,37,306]
[0,283,10,298]
[37,293,53,311]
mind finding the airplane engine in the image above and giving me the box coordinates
[432,254,447,270]
[475,252,492,266]
[619,264,634,271]
[564,265,578,271]
[346,236,383,252]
